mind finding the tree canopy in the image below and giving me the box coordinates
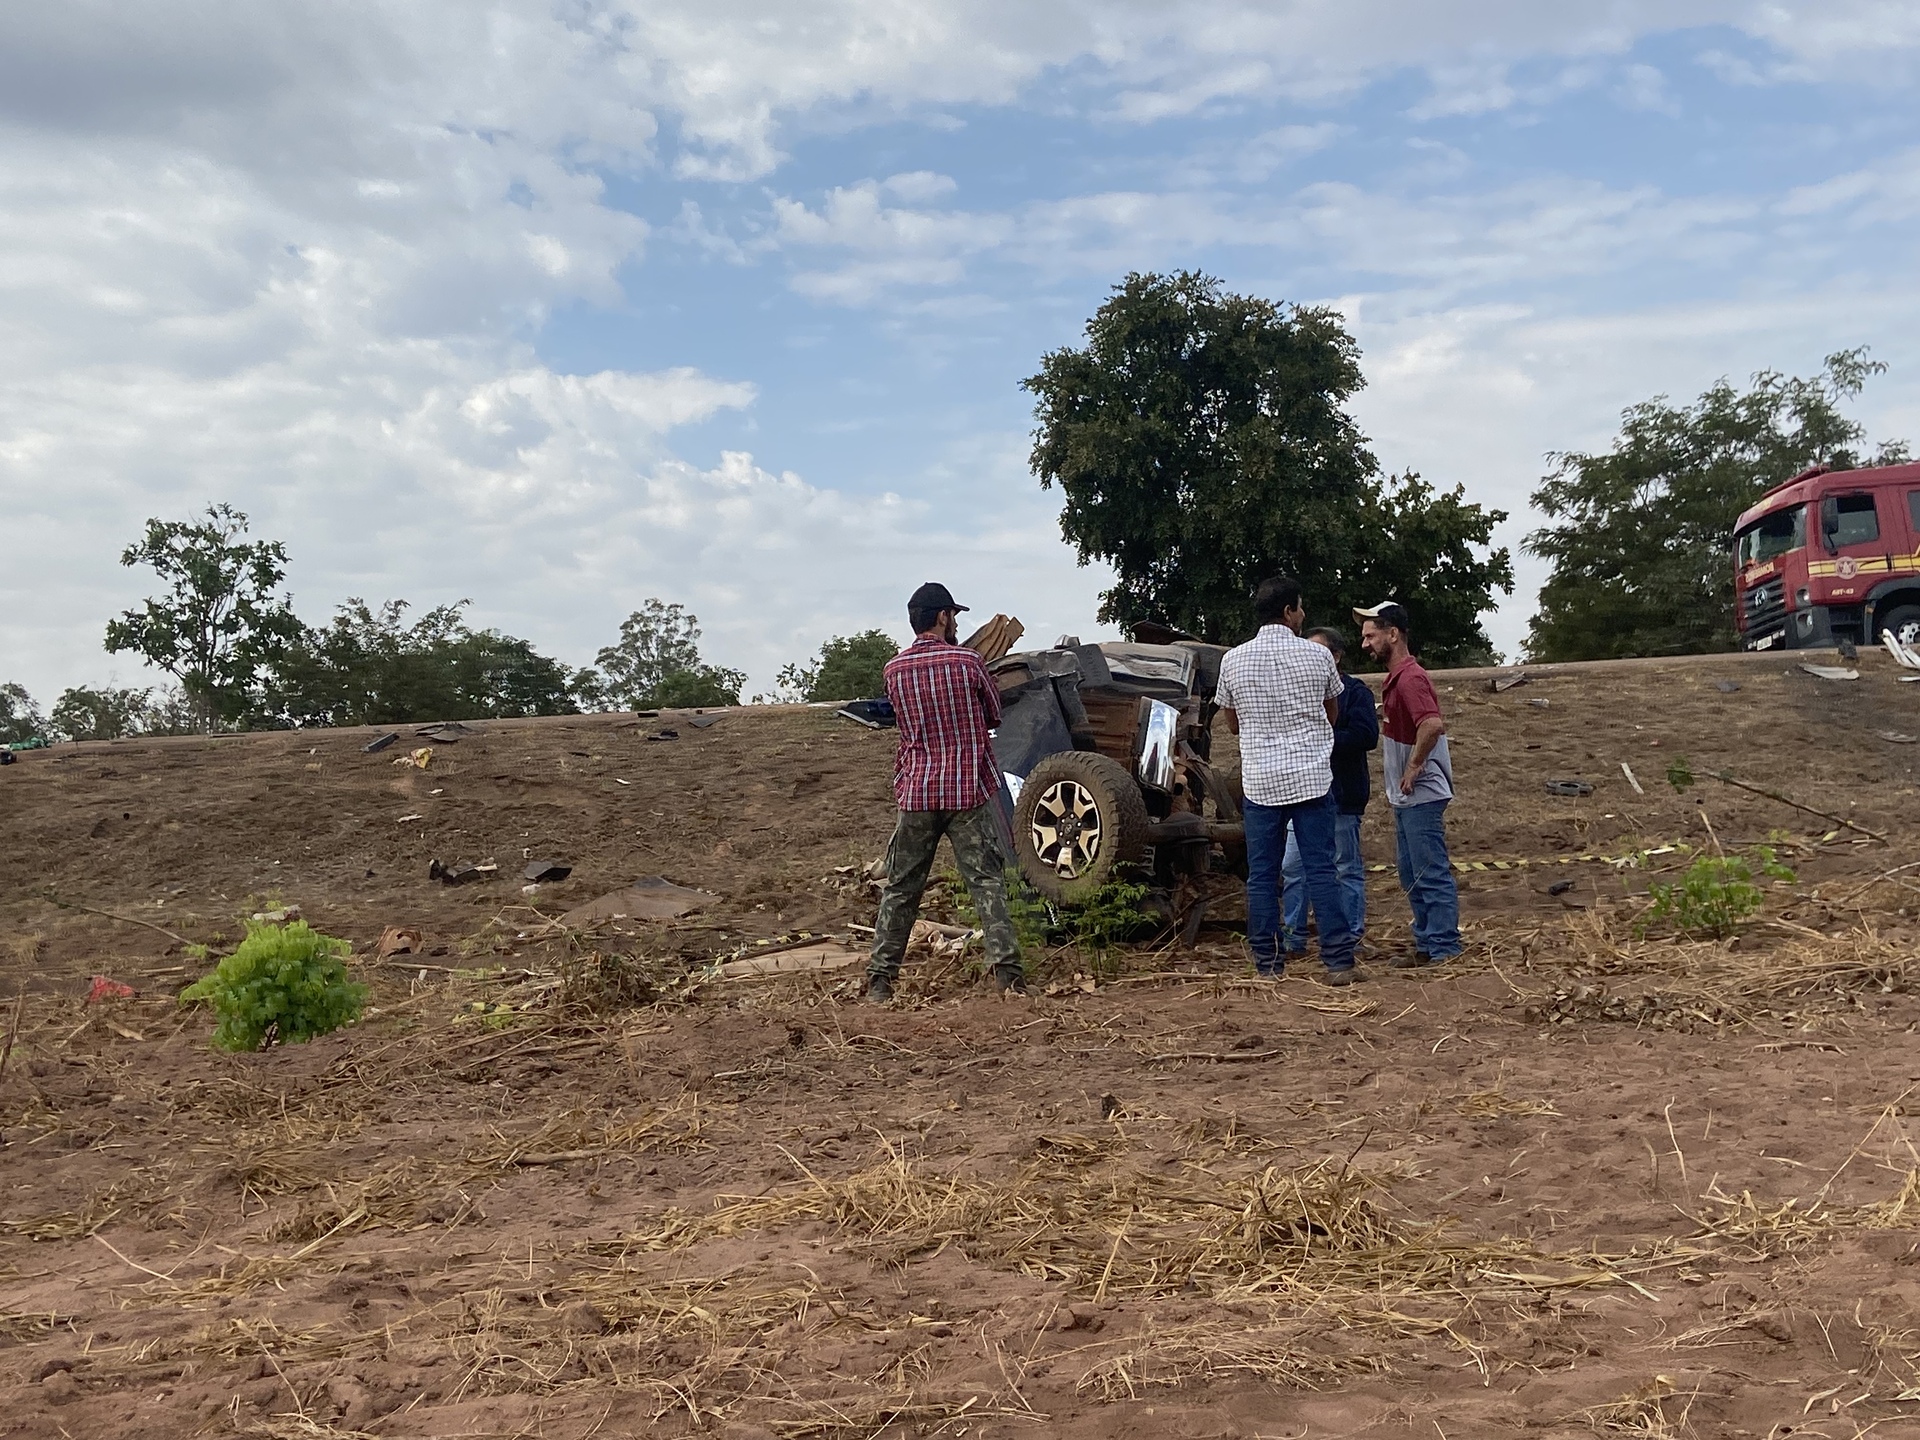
[578,600,745,711]
[48,685,195,742]
[1524,350,1912,661]
[775,629,899,702]
[104,504,304,730]
[1023,271,1512,664]
[1,682,42,744]
[265,599,579,726]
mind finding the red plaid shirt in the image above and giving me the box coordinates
[885,635,1003,811]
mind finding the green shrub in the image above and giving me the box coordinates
[1068,879,1155,955]
[1638,848,1794,939]
[180,920,367,1051]
[949,866,1055,954]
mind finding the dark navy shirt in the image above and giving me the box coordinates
[1330,673,1378,814]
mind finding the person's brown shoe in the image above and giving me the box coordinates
[864,976,894,1002]
[1321,967,1364,987]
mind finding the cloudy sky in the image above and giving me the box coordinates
[4,2,1920,702]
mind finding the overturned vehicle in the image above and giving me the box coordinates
[988,635,1246,907]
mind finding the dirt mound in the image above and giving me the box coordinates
[6,654,1920,1437]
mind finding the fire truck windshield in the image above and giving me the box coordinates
[1736,504,1805,566]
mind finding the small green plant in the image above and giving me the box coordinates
[1637,848,1795,939]
[1068,879,1155,958]
[180,920,367,1051]
[950,867,1055,955]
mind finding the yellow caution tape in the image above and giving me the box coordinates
[1362,842,1686,875]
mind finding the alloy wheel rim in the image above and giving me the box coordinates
[1030,779,1103,878]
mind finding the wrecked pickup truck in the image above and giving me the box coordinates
[988,637,1244,905]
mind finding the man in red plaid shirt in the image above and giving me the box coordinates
[866,582,1026,1002]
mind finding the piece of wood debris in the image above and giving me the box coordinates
[961,614,1026,663]
[715,942,865,980]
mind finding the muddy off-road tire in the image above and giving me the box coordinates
[1012,751,1151,904]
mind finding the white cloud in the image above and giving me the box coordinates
[6,0,1920,703]
[1617,62,1681,114]
[882,170,959,202]
[1779,146,1920,224]
[773,182,1013,301]
[766,170,1772,306]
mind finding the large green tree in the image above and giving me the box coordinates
[105,504,304,729]
[1525,350,1911,661]
[1024,271,1512,664]
[265,599,579,726]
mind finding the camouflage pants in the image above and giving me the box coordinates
[869,804,1024,986]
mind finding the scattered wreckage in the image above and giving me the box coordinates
[987,628,1244,909]
[839,619,1249,912]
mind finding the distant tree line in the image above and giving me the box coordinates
[13,274,1891,734]
[2,508,904,742]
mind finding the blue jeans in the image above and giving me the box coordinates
[1283,810,1365,952]
[1245,790,1355,972]
[1393,800,1461,958]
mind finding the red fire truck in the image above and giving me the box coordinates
[1733,461,1920,651]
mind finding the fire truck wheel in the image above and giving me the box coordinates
[1877,604,1920,647]
[1012,751,1150,904]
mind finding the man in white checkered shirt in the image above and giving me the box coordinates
[1216,575,1361,983]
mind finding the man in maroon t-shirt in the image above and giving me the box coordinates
[1355,601,1461,966]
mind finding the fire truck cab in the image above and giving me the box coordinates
[1733,461,1920,651]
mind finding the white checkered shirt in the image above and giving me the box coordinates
[1215,624,1343,807]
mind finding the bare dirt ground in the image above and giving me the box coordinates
[7,651,1920,1439]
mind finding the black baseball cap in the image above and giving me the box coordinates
[908,582,968,614]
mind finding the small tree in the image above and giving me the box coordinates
[583,600,745,710]
[181,920,366,1051]
[776,630,899,702]
[1637,850,1795,939]
[0,683,43,744]
[649,665,747,708]
[51,685,153,742]
[105,504,303,730]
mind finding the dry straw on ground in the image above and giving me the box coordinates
[1512,912,1913,1029]
[1076,1317,1385,1399]
[1693,1168,1920,1259]
[1577,1373,1699,1437]
[600,1138,1659,1309]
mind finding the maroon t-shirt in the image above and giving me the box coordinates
[1380,657,1454,807]
[1381,657,1442,743]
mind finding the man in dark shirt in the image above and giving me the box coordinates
[1281,627,1378,957]
[866,582,1026,1002]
